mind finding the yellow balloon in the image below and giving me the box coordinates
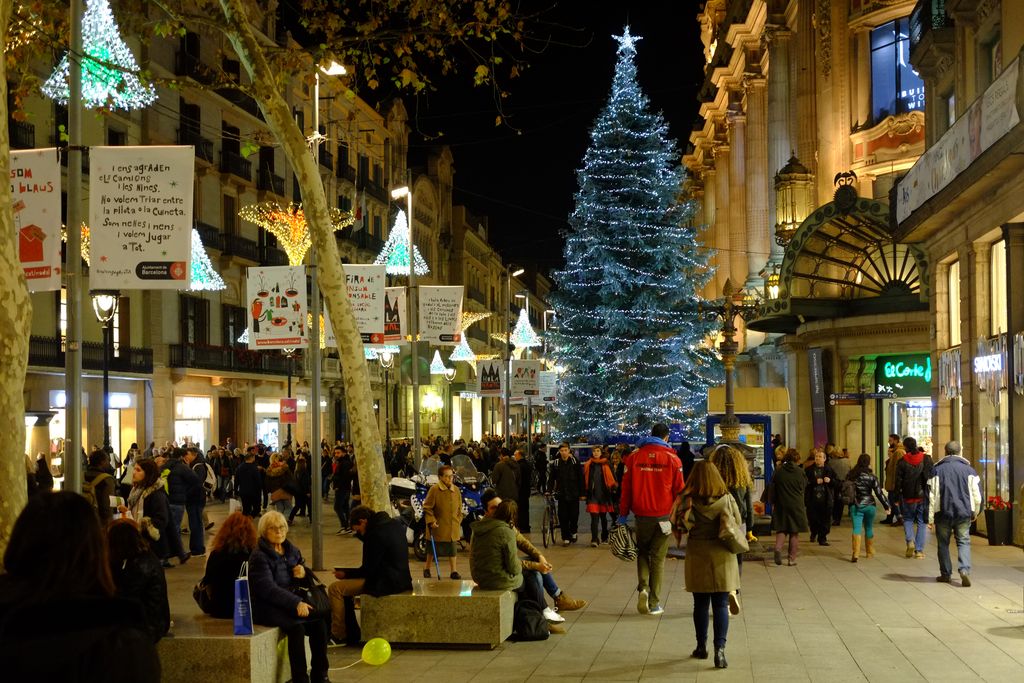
[361,637,392,666]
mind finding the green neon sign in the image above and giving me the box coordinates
[875,354,932,397]
[883,357,931,382]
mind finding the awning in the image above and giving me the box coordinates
[707,387,790,415]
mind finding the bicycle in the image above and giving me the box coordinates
[541,493,560,548]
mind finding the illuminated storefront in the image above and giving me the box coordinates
[875,354,934,456]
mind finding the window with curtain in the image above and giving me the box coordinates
[871,18,925,121]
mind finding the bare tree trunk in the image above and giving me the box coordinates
[218,0,389,511]
[0,0,33,563]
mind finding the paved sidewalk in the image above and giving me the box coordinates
[165,499,1024,682]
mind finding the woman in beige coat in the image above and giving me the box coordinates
[682,461,741,670]
[422,464,465,579]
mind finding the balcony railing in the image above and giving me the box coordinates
[220,233,260,262]
[366,179,388,202]
[9,120,35,149]
[175,52,211,83]
[350,231,384,253]
[319,148,334,171]
[258,168,285,195]
[195,221,220,249]
[216,87,261,118]
[29,336,153,374]
[220,149,252,182]
[261,246,289,266]
[336,164,356,182]
[169,343,292,375]
[178,127,214,163]
[467,286,487,305]
[910,0,953,52]
[467,327,490,344]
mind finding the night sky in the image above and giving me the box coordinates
[405,2,705,275]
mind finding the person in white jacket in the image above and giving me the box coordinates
[926,441,982,587]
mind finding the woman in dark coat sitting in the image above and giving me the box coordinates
[770,448,809,566]
[249,511,330,683]
[199,511,258,618]
[107,518,171,642]
[0,492,160,682]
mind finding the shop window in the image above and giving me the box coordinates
[990,240,1007,335]
[870,18,925,121]
[948,260,961,347]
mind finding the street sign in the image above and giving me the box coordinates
[829,392,862,406]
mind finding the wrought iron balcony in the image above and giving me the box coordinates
[258,168,285,195]
[319,148,334,171]
[195,221,220,250]
[220,233,260,262]
[366,179,389,202]
[29,336,153,374]
[467,327,490,344]
[910,0,954,53]
[175,52,210,83]
[169,343,292,375]
[261,246,289,266]
[336,164,356,182]
[466,286,487,305]
[178,127,214,163]
[216,87,261,118]
[350,231,384,253]
[9,119,35,149]
[220,149,252,182]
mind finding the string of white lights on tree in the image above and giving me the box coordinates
[547,26,722,441]
[42,0,157,110]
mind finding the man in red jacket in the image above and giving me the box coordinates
[617,423,684,616]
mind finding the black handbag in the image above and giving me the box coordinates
[193,581,215,614]
[292,569,331,620]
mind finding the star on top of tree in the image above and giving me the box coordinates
[613,26,642,54]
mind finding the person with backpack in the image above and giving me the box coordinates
[84,449,118,527]
[895,436,933,559]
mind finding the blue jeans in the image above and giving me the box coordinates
[902,501,928,552]
[271,498,294,519]
[516,569,545,607]
[693,592,729,649]
[541,571,559,598]
[849,504,877,538]
[185,502,206,554]
[166,503,187,560]
[934,515,972,577]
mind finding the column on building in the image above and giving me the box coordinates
[713,139,732,297]
[1003,223,1024,530]
[932,261,953,445]
[765,26,793,266]
[965,242,991,470]
[727,107,748,288]
[700,163,718,300]
[793,0,818,204]
[744,74,770,289]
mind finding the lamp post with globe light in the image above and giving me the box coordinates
[91,290,119,452]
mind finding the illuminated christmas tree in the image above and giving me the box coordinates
[374,209,429,276]
[42,0,157,110]
[188,229,226,291]
[510,309,541,349]
[548,27,722,441]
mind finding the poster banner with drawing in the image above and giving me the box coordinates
[510,359,541,398]
[476,359,505,396]
[538,371,558,403]
[383,286,408,344]
[419,285,463,344]
[89,146,194,289]
[246,266,308,349]
[10,149,62,292]
[344,264,386,343]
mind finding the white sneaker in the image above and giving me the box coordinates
[637,588,649,614]
[648,605,664,616]
[542,607,565,623]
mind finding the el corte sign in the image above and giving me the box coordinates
[875,354,932,397]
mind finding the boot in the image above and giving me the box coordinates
[865,538,875,558]
[905,541,914,558]
[851,536,861,563]
[554,592,587,611]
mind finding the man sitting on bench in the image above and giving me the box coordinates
[328,505,412,644]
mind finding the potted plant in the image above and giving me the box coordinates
[983,496,1014,545]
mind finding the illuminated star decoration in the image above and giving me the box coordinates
[374,209,429,276]
[41,0,157,110]
[449,337,476,363]
[511,308,541,349]
[239,202,353,265]
[189,228,226,291]
[613,25,642,55]
[430,350,447,375]
[461,311,491,330]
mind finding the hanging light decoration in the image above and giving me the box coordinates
[365,344,401,360]
[189,228,226,291]
[239,201,353,265]
[429,349,447,375]
[449,337,476,363]
[511,308,541,349]
[60,223,90,264]
[42,0,157,110]
[374,208,429,276]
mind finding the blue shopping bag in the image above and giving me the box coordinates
[233,561,254,635]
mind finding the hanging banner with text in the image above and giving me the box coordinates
[418,285,463,345]
[280,398,298,424]
[246,265,308,349]
[10,149,62,292]
[383,286,408,344]
[510,359,541,398]
[89,145,194,289]
[538,370,558,403]
[476,358,505,396]
[344,264,385,343]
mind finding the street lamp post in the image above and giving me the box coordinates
[515,290,531,461]
[91,291,119,452]
[543,308,555,438]
[282,347,297,448]
[504,266,524,447]
[378,350,394,453]
[391,179,419,458]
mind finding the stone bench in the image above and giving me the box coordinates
[359,580,515,649]
[158,614,307,683]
